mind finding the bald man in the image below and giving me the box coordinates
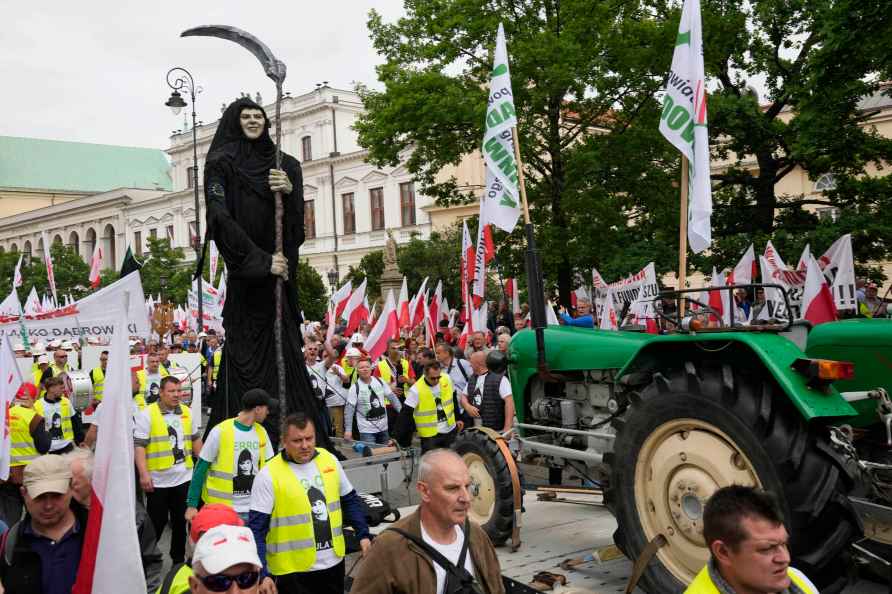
[351,449,505,594]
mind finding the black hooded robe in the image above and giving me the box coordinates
[201,98,324,446]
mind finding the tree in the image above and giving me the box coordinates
[15,242,92,301]
[296,259,327,321]
[140,237,192,305]
[342,251,385,300]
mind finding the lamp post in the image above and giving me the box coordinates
[165,67,203,333]
[327,267,339,297]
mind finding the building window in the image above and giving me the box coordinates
[370,187,385,231]
[134,231,142,257]
[166,225,175,243]
[817,207,841,222]
[342,193,355,235]
[399,182,416,226]
[301,136,312,162]
[187,166,197,189]
[814,173,837,192]
[305,200,316,239]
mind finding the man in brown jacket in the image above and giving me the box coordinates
[350,448,505,594]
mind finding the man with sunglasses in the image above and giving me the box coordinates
[189,524,264,594]
[395,360,460,453]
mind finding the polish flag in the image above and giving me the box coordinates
[708,267,727,324]
[482,224,495,262]
[342,279,367,335]
[505,278,521,315]
[424,296,436,347]
[398,276,410,328]
[367,300,377,327]
[41,232,58,304]
[429,281,443,330]
[462,221,475,305]
[802,256,837,325]
[797,244,811,271]
[88,242,103,289]
[331,280,353,320]
[727,244,755,286]
[472,221,489,305]
[365,290,398,362]
[592,268,608,289]
[599,289,618,331]
[12,254,23,289]
[73,307,146,594]
[0,336,23,480]
[457,322,470,350]
[411,278,429,328]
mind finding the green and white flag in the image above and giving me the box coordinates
[481,23,521,233]
[659,0,712,254]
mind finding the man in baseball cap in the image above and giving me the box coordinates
[189,525,263,594]
[0,455,86,594]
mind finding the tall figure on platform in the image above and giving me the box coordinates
[202,97,319,444]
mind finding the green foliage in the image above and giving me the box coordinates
[139,237,193,304]
[11,243,92,301]
[397,227,463,305]
[358,0,892,297]
[296,259,327,321]
[342,251,385,300]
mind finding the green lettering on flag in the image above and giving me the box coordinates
[491,63,508,77]
[676,30,691,46]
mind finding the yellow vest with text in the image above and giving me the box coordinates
[137,367,171,397]
[684,565,816,594]
[91,366,106,401]
[266,449,345,575]
[9,405,39,467]
[412,375,455,438]
[377,358,410,384]
[155,563,192,594]
[145,402,193,471]
[211,349,222,382]
[202,419,269,505]
[33,397,74,442]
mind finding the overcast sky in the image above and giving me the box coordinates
[2,1,405,149]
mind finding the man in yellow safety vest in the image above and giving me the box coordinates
[137,353,171,405]
[134,375,203,565]
[684,485,818,594]
[394,359,460,453]
[185,388,273,522]
[248,412,370,594]
[34,375,83,454]
[89,350,109,403]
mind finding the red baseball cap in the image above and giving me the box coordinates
[190,504,244,543]
[16,382,38,400]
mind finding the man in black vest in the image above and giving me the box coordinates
[460,351,515,435]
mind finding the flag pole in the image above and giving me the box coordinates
[512,126,549,373]
[678,155,690,291]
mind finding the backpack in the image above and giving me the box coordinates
[387,520,485,594]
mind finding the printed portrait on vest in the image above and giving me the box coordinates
[49,412,63,440]
[168,424,186,464]
[233,448,256,496]
[308,486,333,552]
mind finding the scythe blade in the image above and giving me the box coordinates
[181,25,286,84]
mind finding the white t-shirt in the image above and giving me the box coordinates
[134,406,193,488]
[143,371,162,402]
[443,358,473,396]
[315,363,347,407]
[406,381,455,435]
[200,421,275,513]
[419,522,476,594]
[469,374,512,407]
[346,378,396,435]
[250,452,355,570]
[38,398,74,452]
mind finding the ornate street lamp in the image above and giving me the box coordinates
[327,267,339,296]
[165,67,203,331]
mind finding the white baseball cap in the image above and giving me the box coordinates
[346,347,362,358]
[48,339,62,348]
[192,525,262,575]
[60,340,74,350]
[350,332,364,345]
[37,354,49,364]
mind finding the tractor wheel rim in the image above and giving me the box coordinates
[463,452,496,524]
[634,418,761,582]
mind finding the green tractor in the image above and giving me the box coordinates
[457,285,892,592]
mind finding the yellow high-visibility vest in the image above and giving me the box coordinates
[377,358,410,384]
[145,402,193,472]
[266,449,345,575]
[202,419,269,506]
[211,349,223,382]
[684,565,816,594]
[33,397,74,442]
[9,405,38,467]
[137,367,170,399]
[412,375,455,438]
[91,366,106,401]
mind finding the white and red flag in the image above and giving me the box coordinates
[73,306,146,594]
[708,267,727,324]
[342,279,368,336]
[505,278,521,314]
[88,241,103,289]
[12,254,23,289]
[411,277,429,328]
[331,280,353,320]
[41,232,58,304]
[802,256,837,325]
[398,276,410,328]
[0,335,23,480]
[429,281,443,330]
[364,290,398,362]
[727,244,755,286]
[599,289,619,331]
[797,244,811,271]
[461,221,475,307]
[424,294,436,347]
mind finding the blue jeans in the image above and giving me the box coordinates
[359,431,390,445]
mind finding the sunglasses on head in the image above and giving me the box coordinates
[199,570,260,592]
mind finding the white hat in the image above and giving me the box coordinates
[13,343,24,351]
[346,347,362,358]
[128,340,137,347]
[48,339,62,348]
[32,342,46,354]
[60,340,74,350]
[198,331,208,338]
[37,354,49,364]
[192,525,262,575]
[350,332,364,345]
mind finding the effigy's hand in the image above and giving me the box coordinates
[271,252,289,280]
[269,169,293,194]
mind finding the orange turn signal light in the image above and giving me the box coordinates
[792,358,854,387]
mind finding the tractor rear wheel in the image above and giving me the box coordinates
[606,361,859,593]
[453,429,516,545]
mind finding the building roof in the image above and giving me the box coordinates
[0,135,172,193]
